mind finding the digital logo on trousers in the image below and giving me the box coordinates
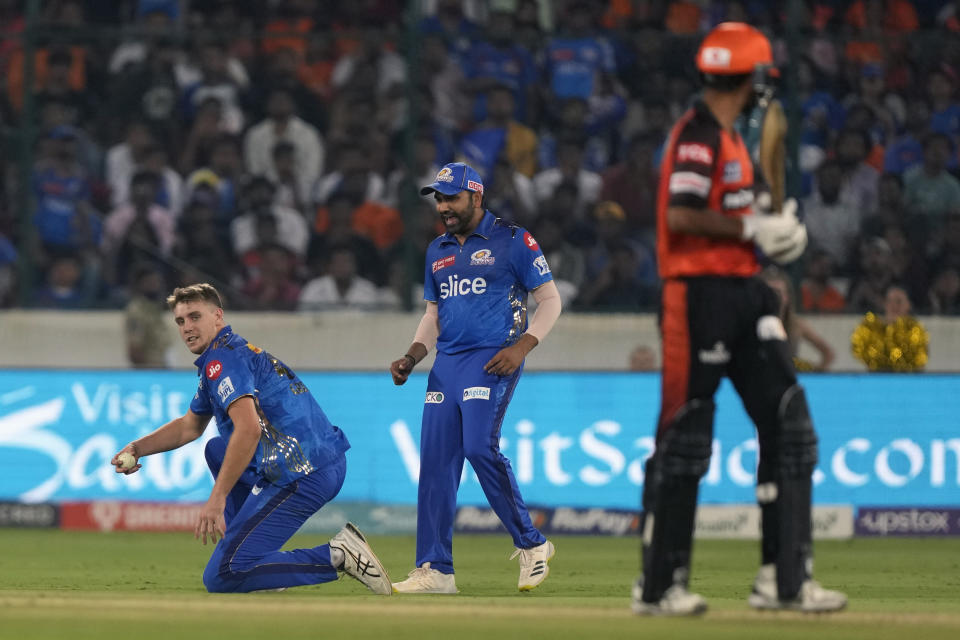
[463,387,490,401]
[425,391,444,404]
[470,249,495,266]
[217,377,235,403]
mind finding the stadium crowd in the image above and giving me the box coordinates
[0,0,959,316]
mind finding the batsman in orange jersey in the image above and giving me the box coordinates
[631,23,846,616]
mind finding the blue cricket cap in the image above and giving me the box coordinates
[420,162,484,196]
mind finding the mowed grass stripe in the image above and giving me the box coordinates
[3,593,960,626]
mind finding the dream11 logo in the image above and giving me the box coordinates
[0,381,214,502]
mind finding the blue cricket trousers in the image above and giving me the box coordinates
[201,436,345,592]
[416,347,546,574]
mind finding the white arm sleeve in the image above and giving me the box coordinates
[412,301,440,352]
[526,280,562,343]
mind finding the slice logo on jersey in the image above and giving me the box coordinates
[700,46,731,68]
[722,160,742,183]
[246,343,262,354]
[206,360,223,380]
[425,391,445,404]
[439,275,487,299]
[698,341,731,365]
[677,143,714,165]
[721,189,754,210]
[432,255,456,273]
[217,376,235,403]
[470,249,496,266]
[463,386,490,401]
[435,167,454,183]
[523,232,539,251]
[534,255,551,276]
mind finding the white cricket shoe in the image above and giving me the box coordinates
[747,563,779,609]
[329,522,392,595]
[631,580,708,617]
[511,540,555,591]
[391,562,458,594]
[748,564,847,612]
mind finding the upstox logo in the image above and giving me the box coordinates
[439,275,487,299]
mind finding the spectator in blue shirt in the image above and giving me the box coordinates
[885,96,933,175]
[543,1,617,103]
[538,97,612,173]
[462,8,538,125]
[418,0,480,56]
[30,252,96,309]
[32,126,101,254]
[928,66,960,141]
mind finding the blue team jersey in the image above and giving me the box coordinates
[463,41,537,123]
[32,166,99,248]
[544,36,616,100]
[423,211,553,354]
[189,326,349,485]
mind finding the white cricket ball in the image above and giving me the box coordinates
[117,452,137,470]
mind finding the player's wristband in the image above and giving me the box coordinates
[402,354,416,366]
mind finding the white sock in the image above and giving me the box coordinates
[331,546,345,569]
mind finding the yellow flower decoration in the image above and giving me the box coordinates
[850,312,929,372]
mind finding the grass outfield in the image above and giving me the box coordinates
[1,531,959,639]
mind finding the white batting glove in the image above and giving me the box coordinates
[740,198,808,265]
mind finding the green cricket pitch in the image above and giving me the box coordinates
[1,530,959,639]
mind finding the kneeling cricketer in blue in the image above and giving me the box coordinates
[111,283,392,595]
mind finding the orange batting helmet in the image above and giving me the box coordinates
[696,22,776,76]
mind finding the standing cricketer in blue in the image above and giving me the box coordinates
[111,283,392,595]
[389,162,563,593]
